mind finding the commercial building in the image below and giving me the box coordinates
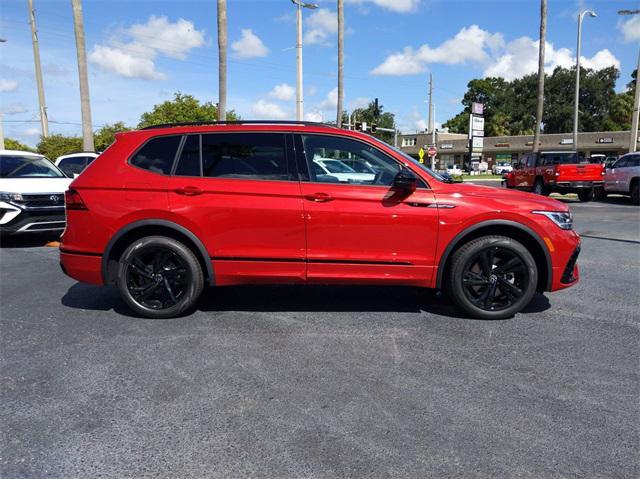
[398,130,638,170]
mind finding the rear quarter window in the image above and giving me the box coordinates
[130,135,182,175]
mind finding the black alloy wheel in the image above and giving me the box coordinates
[447,235,538,320]
[461,247,528,312]
[117,236,204,318]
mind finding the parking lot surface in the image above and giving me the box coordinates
[1,197,638,478]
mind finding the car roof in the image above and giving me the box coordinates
[0,149,44,158]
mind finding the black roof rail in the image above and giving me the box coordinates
[140,120,340,130]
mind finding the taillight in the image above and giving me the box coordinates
[65,189,87,210]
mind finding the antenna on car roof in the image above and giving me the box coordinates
[139,120,341,130]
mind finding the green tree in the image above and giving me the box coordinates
[138,92,239,128]
[350,100,396,143]
[36,134,83,160]
[4,138,36,152]
[94,122,131,151]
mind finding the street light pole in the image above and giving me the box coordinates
[27,0,49,138]
[291,0,317,121]
[619,9,640,153]
[71,0,94,152]
[573,9,596,150]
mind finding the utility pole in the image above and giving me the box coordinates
[291,1,318,121]
[533,0,546,154]
[27,0,49,138]
[217,0,227,121]
[336,0,344,127]
[573,9,596,150]
[427,73,434,134]
[71,0,94,151]
[630,50,640,153]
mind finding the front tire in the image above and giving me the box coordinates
[117,236,204,318]
[578,188,593,202]
[533,179,549,196]
[446,236,538,320]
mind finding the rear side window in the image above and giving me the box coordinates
[58,157,86,176]
[130,135,181,175]
[201,133,289,180]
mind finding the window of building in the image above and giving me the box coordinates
[402,137,417,147]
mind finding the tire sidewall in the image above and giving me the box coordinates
[117,236,203,319]
[448,237,538,320]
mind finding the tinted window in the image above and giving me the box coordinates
[302,135,404,186]
[201,133,289,180]
[175,135,201,176]
[58,157,86,176]
[0,155,64,178]
[131,135,181,175]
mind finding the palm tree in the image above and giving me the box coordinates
[217,0,227,121]
[533,0,546,153]
[336,0,344,127]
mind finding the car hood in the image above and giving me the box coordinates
[445,182,569,211]
[0,177,72,194]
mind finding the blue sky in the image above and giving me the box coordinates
[1,0,639,146]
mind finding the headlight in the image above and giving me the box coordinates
[532,210,573,230]
[0,192,23,202]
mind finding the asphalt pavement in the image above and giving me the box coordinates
[1,195,638,478]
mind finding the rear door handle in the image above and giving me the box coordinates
[304,192,334,203]
[174,186,203,196]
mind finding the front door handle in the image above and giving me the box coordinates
[304,192,334,203]
[174,186,203,196]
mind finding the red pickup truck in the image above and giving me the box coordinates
[504,151,604,202]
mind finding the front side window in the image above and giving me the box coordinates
[130,135,182,175]
[0,155,64,178]
[201,133,289,181]
[301,135,404,186]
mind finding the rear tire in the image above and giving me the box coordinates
[117,236,204,319]
[533,179,549,196]
[593,187,607,201]
[446,235,538,320]
[578,189,593,202]
[631,181,639,205]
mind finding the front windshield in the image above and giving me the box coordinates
[0,155,65,178]
[320,160,356,174]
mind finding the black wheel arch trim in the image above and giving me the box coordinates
[435,219,552,292]
[101,219,215,286]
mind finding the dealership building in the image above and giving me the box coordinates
[397,130,638,170]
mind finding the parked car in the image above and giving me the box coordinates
[598,152,639,204]
[0,149,71,235]
[313,157,376,183]
[504,151,604,202]
[60,121,581,320]
[492,161,513,175]
[55,152,98,178]
[445,164,462,175]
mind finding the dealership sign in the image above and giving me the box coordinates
[440,143,453,149]
[596,137,614,144]
[560,138,573,145]
[471,116,485,131]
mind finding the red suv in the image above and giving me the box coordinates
[60,122,581,320]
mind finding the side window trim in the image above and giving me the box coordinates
[170,135,188,176]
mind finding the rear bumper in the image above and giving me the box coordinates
[60,249,104,285]
[552,180,603,191]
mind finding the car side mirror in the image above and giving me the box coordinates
[393,169,418,192]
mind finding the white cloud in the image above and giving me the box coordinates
[318,87,338,110]
[346,0,419,13]
[305,9,338,45]
[0,79,18,92]
[372,25,504,75]
[268,83,295,101]
[251,99,289,119]
[307,85,318,97]
[89,15,205,80]
[348,97,370,110]
[372,24,620,80]
[484,37,620,80]
[619,15,640,43]
[90,45,166,80]
[1,103,28,115]
[231,29,269,59]
[305,110,324,122]
[24,127,41,137]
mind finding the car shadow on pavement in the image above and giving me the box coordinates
[0,233,60,248]
[61,283,551,320]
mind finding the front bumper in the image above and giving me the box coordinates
[0,207,66,234]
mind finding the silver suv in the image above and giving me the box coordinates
[602,153,639,205]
